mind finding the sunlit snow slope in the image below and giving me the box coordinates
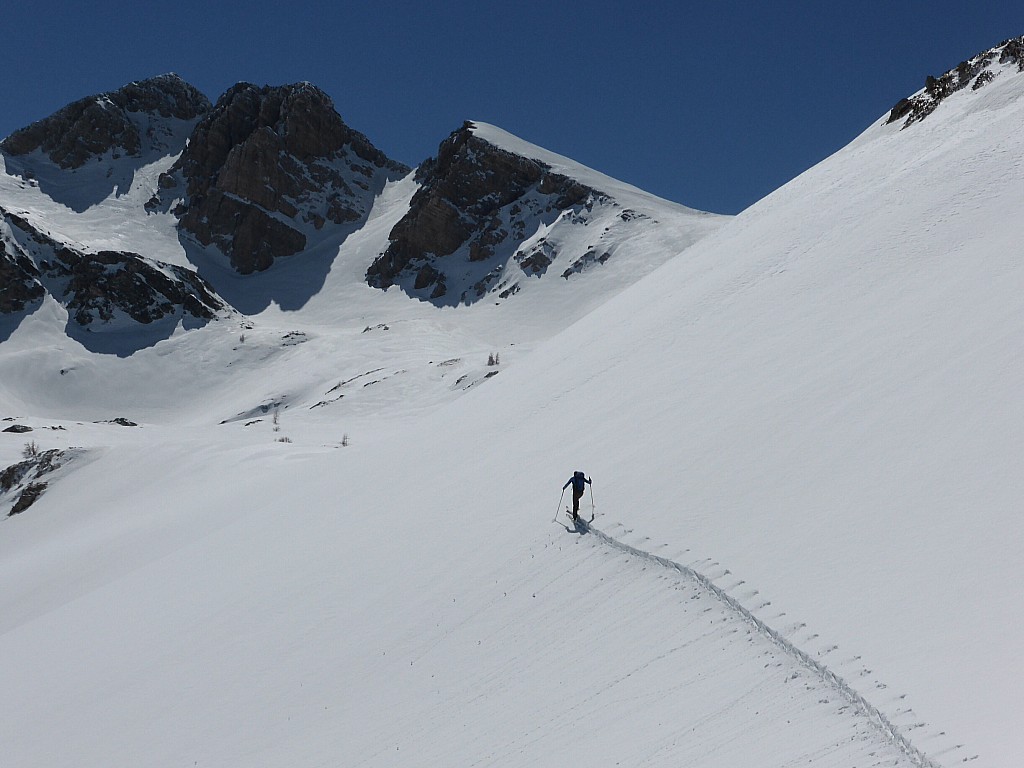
[444,57,1024,765]
[1,52,1022,768]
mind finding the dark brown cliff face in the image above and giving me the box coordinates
[366,122,594,303]
[156,82,408,275]
[0,207,222,326]
[887,35,1024,128]
[0,74,211,169]
[0,238,45,314]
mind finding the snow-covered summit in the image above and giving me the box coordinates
[467,121,709,216]
[367,120,724,305]
[1,73,210,171]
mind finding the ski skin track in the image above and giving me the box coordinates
[575,519,942,768]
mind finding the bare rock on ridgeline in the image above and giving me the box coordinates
[887,35,1024,127]
[154,82,408,274]
[1,74,210,169]
[366,121,597,304]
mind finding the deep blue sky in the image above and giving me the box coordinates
[2,2,1020,213]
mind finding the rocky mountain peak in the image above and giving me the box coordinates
[1,74,211,169]
[155,81,408,275]
[366,121,597,303]
[887,35,1024,127]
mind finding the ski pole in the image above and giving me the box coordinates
[589,482,596,521]
[552,488,566,523]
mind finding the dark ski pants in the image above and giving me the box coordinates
[572,488,584,515]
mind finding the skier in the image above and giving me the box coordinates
[562,471,592,521]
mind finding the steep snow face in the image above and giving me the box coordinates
[442,53,1024,766]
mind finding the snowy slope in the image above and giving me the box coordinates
[1,49,1022,768]
[421,54,1024,764]
[0,117,198,266]
[0,427,925,768]
[0,112,725,422]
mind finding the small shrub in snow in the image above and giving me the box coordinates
[21,441,40,459]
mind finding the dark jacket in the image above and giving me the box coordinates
[563,471,591,495]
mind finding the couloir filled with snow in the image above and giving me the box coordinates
[1,58,1022,767]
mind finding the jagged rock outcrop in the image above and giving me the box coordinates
[0,208,223,325]
[1,448,77,516]
[366,122,598,303]
[0,238,45,313]
[154,82,408,274]
[887,35,1024,128]
[1,74,211,168]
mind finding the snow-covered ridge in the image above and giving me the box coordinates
[468,120,712,218]
[455,39,1024,765]
[368,120,727,305]
[886,34,1024,127]
[1,73,210,170]
[0,75,725,336]
[579,520,939,768]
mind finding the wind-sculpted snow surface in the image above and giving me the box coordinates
[576,519,940,768]
[0,427,928,768]
[465,43,1024,765]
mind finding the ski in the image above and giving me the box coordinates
[563,508,594,522]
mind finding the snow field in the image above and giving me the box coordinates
[0,428,920,767]
[1,56,1023,766]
